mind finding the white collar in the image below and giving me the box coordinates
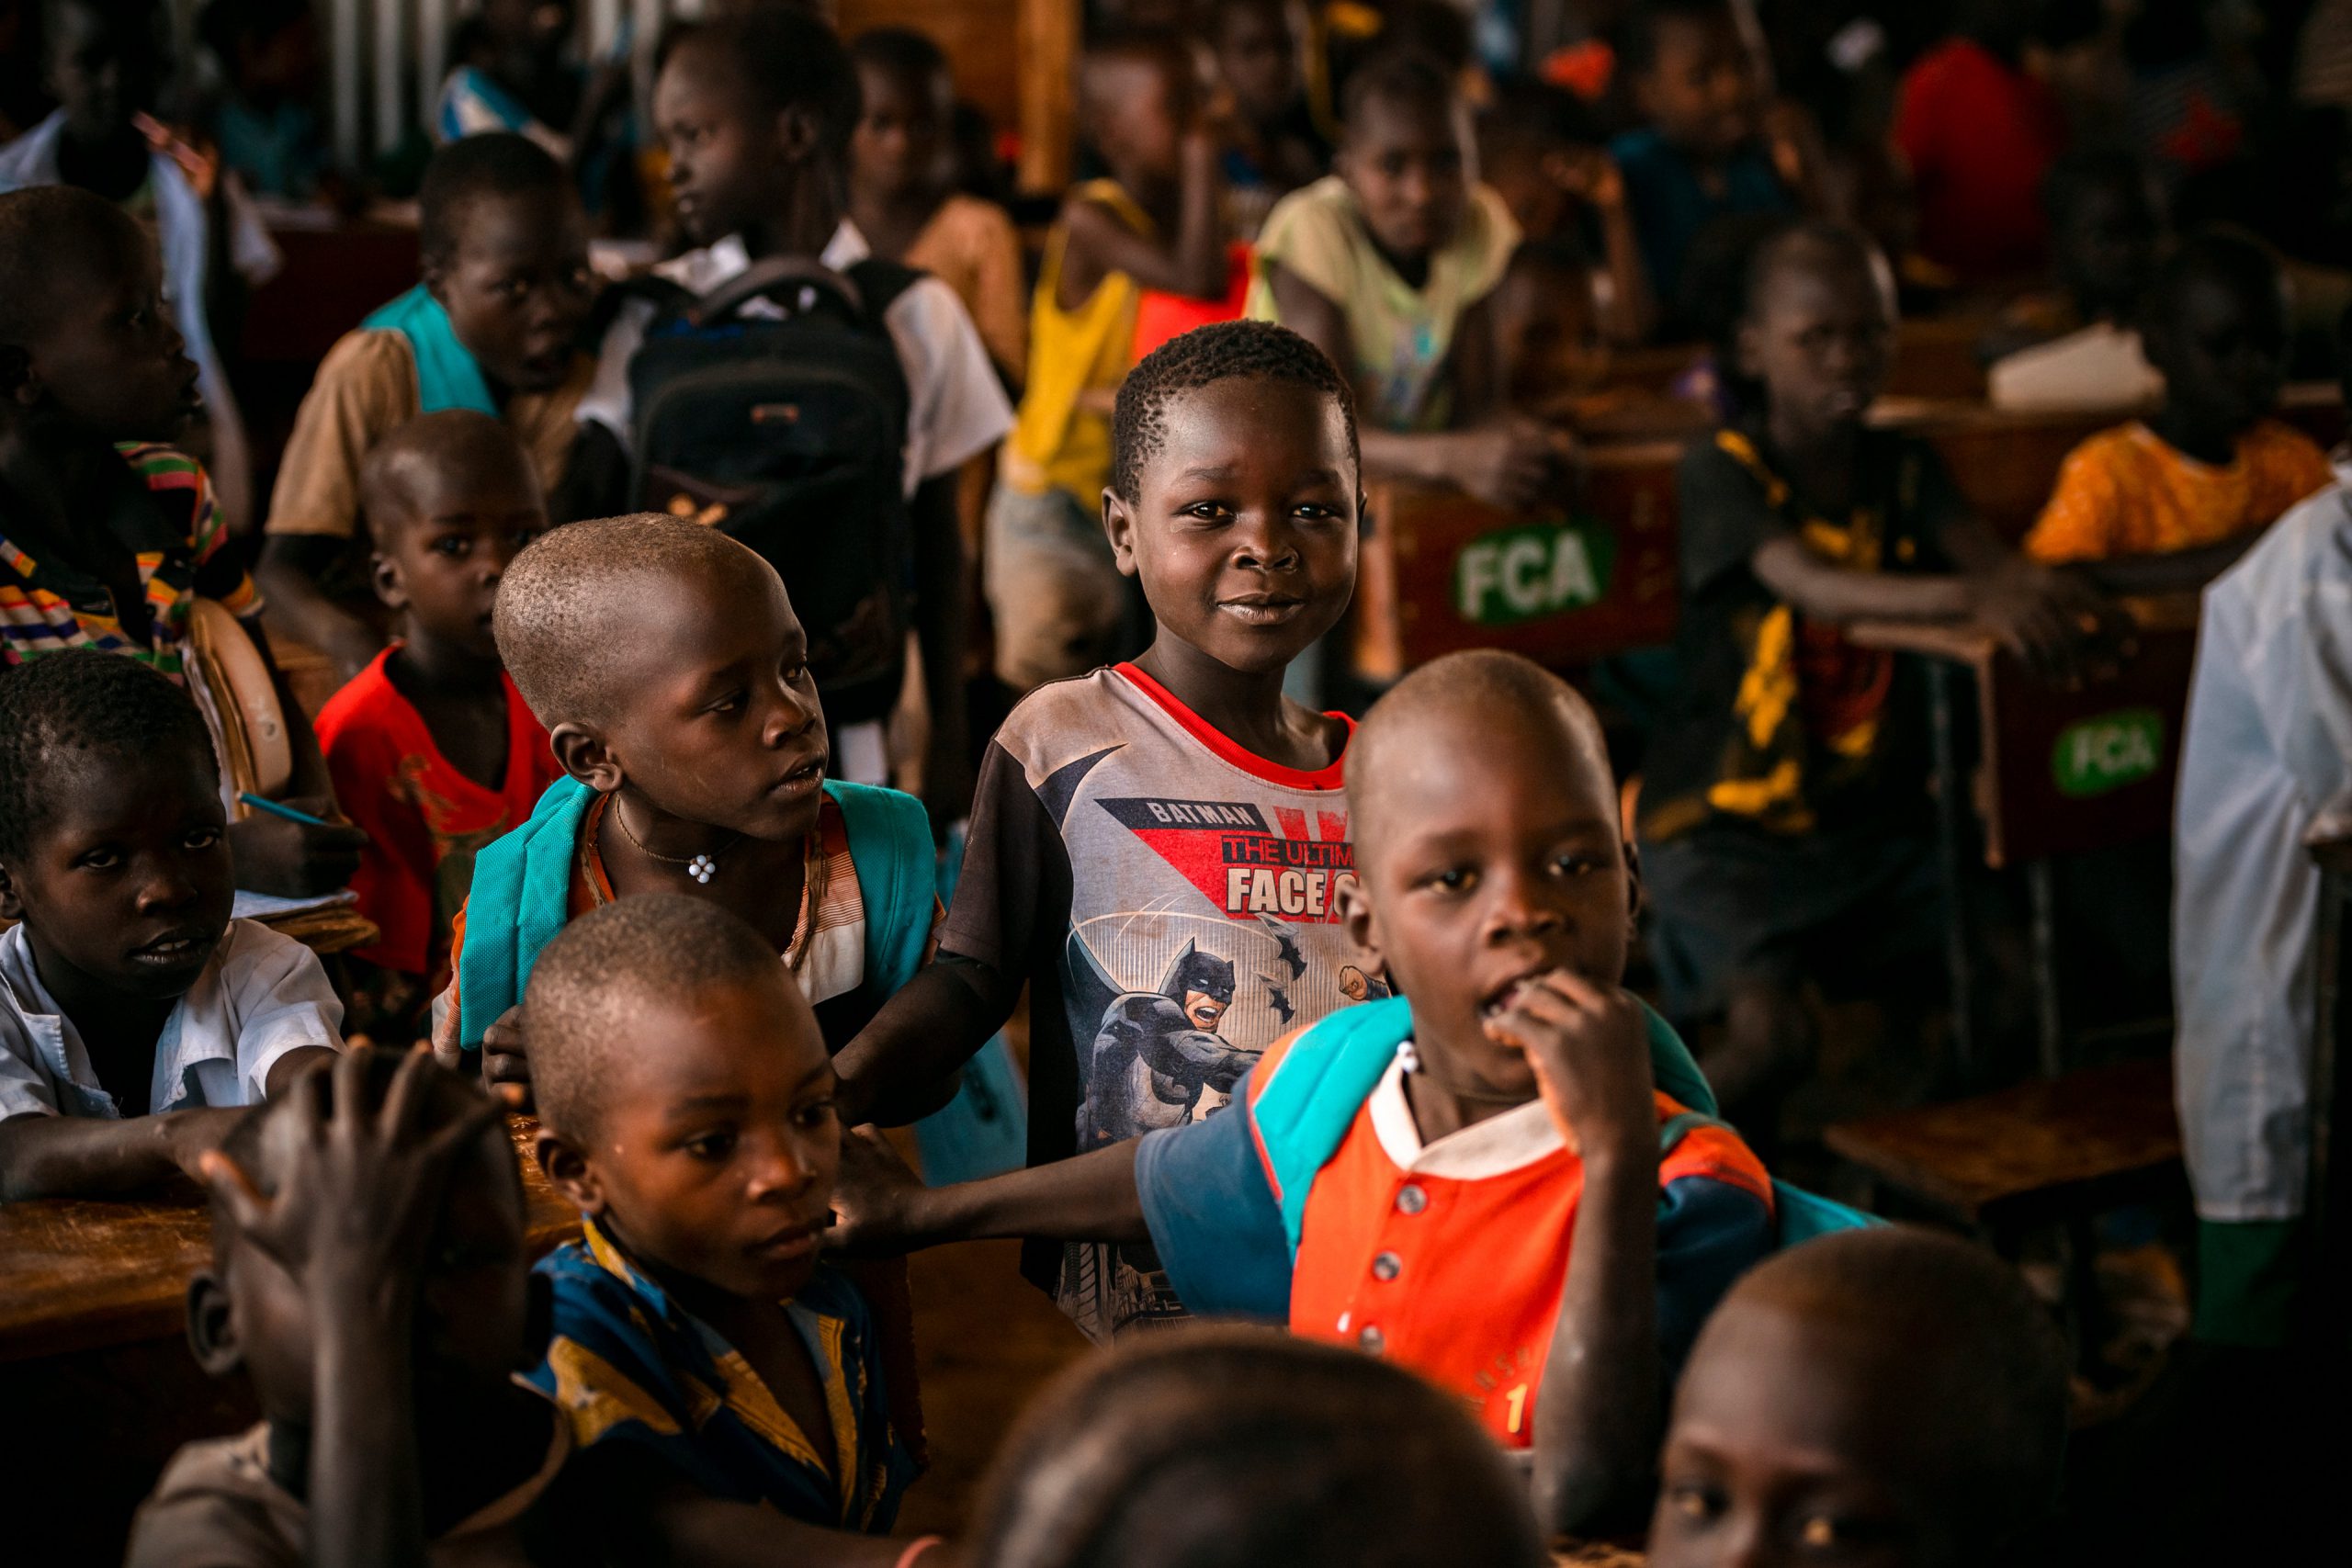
[1366,1040,1566,1179]
[664,220,870,292]
[0,921,230,1115]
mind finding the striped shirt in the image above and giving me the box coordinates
[0,443,259,679]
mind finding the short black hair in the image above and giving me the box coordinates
[0,649,219,863]
[1110,320,1360,503]
[417,132,571,267]
[0,185,144,354]
[2138,226,2285,340]
[849,24,947,86]
[661,7,861,172]
[1618,0,1739,75]
[1340,48,1457,136]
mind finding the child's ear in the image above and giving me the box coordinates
[420,254,450,308]
[1732,317,1766,383]
[368,549,407,612]
[536,1128,606,1216]
[1102,488,1141,578]
[1338,872,1382,976]
[0,861,21,922]
[775,103,820,164]
[548,723,624,794]
[185,1269,243,1378]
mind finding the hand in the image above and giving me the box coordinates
[1548,147,1625,212]
[161,1106,247,1183]
[481,1006,532,1112]
[198,1047,503,1304]
[1967,559,2130,689]
[825,1125,928,1257]
[1453,418,1562,511]
[1481,971,1656,1165]
[227,799,368,898]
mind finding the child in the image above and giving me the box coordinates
[2025,231,2333,593]
[1987,148,2170,412]
[433,513,938,1100]
[831,320,1371,1343]
[989,28,1229,691]
[1248,48,1556,510]
[1635,221,2108,1127]
[314,412,561,1043]
[1478,80,1654,347]
[0,652,343,1201]
[1893,1,2069,288]
[1647,1226,2069,1568]
[963,1327,1546,1568]
[197,0,327,203]
[0,0,280,530]
[1210,0,1331,237]
[830,648,1778,1538]
[521,895,918,1556]
[0,185,367,898]
[1608,0,1796,325]
[582,6,1010,802]
[437,0,631,216]
[848,26,1028,385]
[130,1047,568,1566]
[257,132,599,682]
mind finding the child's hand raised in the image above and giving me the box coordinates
[1452,417,1562,511]
[1480,972,1657,1167]
[825,1125,928,1258]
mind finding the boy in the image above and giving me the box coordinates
[1647,1226,2069,1567]
[1210,0,1330,237]
[132,1047,569,1566]
[831,320,1372,1343]
[829,649,1777,1538]
[581,7,1010,803]
[1249,49,1556,510]
[0,652,343,1201]
[1478,80,1653,348]
[257,132,600,682]
[989,28,1229,691]
[1987,149,2170,412]
[0,185,367,898]
[315,412,561,1042]
[0,0,280,531]
[1607,0,1795,323]
[433,513,939,1103]
[2026,231,2333,592]
[1893,0,2067,287]
[522,895,916,1557]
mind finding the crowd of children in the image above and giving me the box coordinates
[6,2,2352,1565]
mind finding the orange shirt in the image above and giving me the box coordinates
[2025,419,2334,564]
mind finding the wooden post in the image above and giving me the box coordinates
[1018,0,1078,197]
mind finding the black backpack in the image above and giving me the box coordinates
[624,254,921,729]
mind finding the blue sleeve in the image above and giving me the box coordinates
[1656,1175,1775,1382]
[1135,1102,1292,1323]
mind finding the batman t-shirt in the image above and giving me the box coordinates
[941,663,1371,1341]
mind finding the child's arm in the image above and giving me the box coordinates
[0,1105,243,1202]
[1484,973,1662,1540]
[1555,150,1656,345]
[2052,536,2268,596]
[199,1049,504,1568]
[828,1125,1149,1253]
[1058,127,1227,307]
[226,615,372,897]
[255,536,386,682]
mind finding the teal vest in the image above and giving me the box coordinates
[363,284,501,417]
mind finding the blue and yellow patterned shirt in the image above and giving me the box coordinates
[526,1217,914,1532]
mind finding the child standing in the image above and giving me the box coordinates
[0,186,365,898]
[522,896,919,1560]
[257,134,599,682]
[1249,49,1555,509]
[315,412,560,1043]
[829,649,1777,1538]
[989,29,1231,692]
[2025,231,2333,592]
[1636,221,2107,1127]
[0,652,343,1201]
[848,27,1028,386]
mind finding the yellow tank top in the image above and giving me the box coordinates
[1004,181,1153,502]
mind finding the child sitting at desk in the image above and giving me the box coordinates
[1636,220,2109,1134]
[257,133,599,682]
[1647,1226,2069,1568]
[1985,148,2170,413]
[829,649,1778,1540]
[2025,230,2334,593]
[0,185,364,899]
[0,652,343,1201]
[314,412,561,1043]
[521,896,919,1560]
[1249,48,1556,509]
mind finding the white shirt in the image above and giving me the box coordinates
[0,919,343,1121]
[1987,321,2165,414]
[575,220,1014,497]
[2173,460,2352,1221]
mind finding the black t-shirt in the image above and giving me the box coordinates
[1638,426,1964,843]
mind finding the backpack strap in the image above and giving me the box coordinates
[454,775,598,1047]
[841,255,925,325]
[824,780,934,998]
[692,256,865,327]
[361,284,499,416]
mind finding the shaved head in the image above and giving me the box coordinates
[1348,649,1613,855]
[0,186,144,351]
[492,513,779,729]
[521,893,802,1142]
[359,410,540,543]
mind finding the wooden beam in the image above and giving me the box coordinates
[1019,0,1079,197]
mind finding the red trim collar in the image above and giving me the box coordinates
[1114,662,1352,791]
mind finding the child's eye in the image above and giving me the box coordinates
[794,1098,837,1130]
[1666,1483,1724,1525]
[185,828,221,852]
[1421,866,1474,892]
[433,536,471,558]
[706,690,747,715]
[75,848,122,871]
[1290,502,1340,522]
[1181,501,1232,522]
[684,1130,738,1161]
[780,660,808,685]
[1551,852,1598,877]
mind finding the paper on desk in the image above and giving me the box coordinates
[232,888,359,920]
